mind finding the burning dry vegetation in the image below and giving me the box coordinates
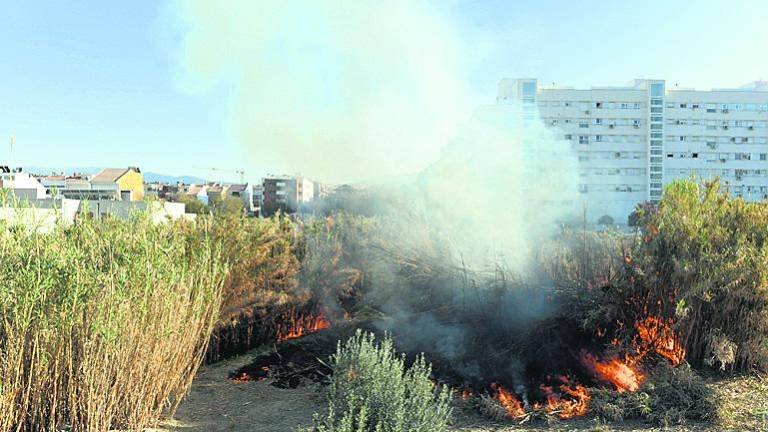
[5,178,768,431]
[219,179,768,430]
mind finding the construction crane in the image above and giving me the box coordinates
[207,167,246,184]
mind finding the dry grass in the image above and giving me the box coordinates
[206,214,302,361]
[712,374,768,430]
[0,214,226,431]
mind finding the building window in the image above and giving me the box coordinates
[651,83,664,97]
[651,98,663,106]
[522,81,536,98]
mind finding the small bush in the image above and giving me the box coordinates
[591,363,717,426]
[312,330,452,432]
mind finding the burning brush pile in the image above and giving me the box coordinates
[223,179,768,427]
[365,246,716,426]
[225,219,716,427]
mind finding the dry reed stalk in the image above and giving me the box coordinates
[0,214,225,431]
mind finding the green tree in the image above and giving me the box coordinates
[176,194,208,214]
[211,196,244,216]
[597,214,615,225]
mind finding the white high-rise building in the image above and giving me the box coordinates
[498,78,768,223]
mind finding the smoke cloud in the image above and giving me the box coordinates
[172,0,470,182]
[171,0,579,267]
[171,1,586,389]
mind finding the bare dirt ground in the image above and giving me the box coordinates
[161,348,322,432]
[161,346,768,432]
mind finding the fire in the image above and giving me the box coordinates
[490,383,526,419]
[276,311,331,342]
[461,389,473,402]
[580,351,644,393]
[539,377,590,419]
[231,372,251,384]
[634,316,685,366]
[453,388,473,402]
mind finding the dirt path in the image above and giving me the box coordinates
[162,348,322,432]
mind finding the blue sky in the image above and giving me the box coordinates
[1,1,766,181]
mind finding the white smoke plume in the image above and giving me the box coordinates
[172,0,469,182]
[171,0,580,270]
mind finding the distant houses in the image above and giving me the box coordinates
[51,167,145,201]
[0,166,189,230]
[0,165,331,229]
[170,175,326,217]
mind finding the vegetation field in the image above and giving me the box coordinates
[1,179,768,431]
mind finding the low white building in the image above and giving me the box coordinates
[0,198,191,233]
[498,78,768,222]
[0,167,48,200]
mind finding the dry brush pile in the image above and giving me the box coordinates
[299,179,768,427]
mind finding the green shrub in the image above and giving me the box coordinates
[568,179,768,373]
[631,179,768,371]
[312,330,452,432]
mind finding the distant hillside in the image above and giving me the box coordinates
[142,172,207,184]
[24,167,207,184]
[25,166,102,176]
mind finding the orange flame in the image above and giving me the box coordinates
[276,311,331,342]
[634,316,685,366]
[580,351,644,393]
[491,383,526,419]
[231,372,252,384]
[539,376,590,419]
[461,389,473,402]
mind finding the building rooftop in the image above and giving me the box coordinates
[186,185,204,195]
[227,184,247,193]
[92,168,131,183]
